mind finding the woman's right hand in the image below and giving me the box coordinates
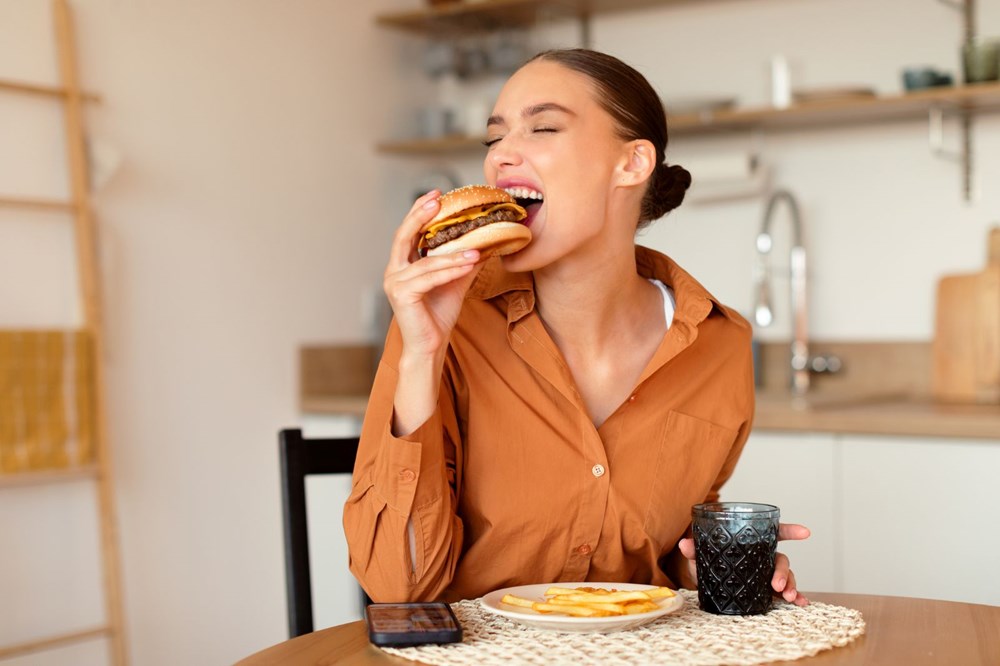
[384,190,482,361]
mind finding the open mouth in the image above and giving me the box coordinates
[504,186,544,226]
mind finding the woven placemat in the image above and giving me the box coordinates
[380,590,865,666]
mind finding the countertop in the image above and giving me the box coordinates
[302,392,1000,440]
[755,391,1000,440]
[301,342,1000,439]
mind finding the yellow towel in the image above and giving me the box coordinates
[0,330,96,473]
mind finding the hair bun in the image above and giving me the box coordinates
[640,163,691,224]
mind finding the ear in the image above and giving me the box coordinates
[615,139,656,188]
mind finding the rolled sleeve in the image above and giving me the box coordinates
[343,323,464,602]
[370,410,442,518]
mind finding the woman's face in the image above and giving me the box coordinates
[483,59,633,273]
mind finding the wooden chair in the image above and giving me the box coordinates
[278,428,367,637]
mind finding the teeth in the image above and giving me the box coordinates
[505,187,544,201]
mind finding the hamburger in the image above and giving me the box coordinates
[418,185,531,258]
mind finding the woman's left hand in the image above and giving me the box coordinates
[678,523,812,606]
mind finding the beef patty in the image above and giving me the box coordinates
[425,208,524,249]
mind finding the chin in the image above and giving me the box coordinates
[499,242,549,274]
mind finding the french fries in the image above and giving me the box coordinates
[498,594,536,609]
[500,585,674,618]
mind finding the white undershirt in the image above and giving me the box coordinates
[648,278,676,329]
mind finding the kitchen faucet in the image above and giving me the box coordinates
[754,190,839,395]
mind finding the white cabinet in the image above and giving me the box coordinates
[297,414,365,628]
[839,435,1000,607]
[722,432,839,593]
[730,429,1000,606]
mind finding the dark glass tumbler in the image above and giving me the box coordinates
[691,502,779,615]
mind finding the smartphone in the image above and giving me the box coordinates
[365,602,463,647]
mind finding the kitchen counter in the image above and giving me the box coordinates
[301,395,368,417]
[300,391,1000,440]
[755,391,1000,440]
[299,342,1000,441]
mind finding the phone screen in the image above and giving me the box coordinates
[366,602,463,646]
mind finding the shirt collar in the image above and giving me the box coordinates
[467,246,736,327]
[633,245,735,328]
[467,257,535,323]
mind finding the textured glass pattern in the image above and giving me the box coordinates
[692,503,779,615]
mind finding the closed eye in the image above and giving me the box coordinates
[483,126,558,148]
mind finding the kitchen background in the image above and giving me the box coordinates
[1,0,999,664]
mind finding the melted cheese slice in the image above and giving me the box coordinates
[422,202,527,241]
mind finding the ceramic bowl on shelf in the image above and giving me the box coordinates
[903,66,954,91]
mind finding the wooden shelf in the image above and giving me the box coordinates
[0,195,77,212]
[0,78,101,103]
[375,0,739,34]
[3,4,127,664]
[376,82,1000,155]
[376,0,575,33]
[377,134,486,155]
[669,81,1000,135]
[0,465,99,489]
[0,626,110,660]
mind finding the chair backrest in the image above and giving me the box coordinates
[278,427,362,638]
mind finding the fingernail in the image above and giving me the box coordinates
[462,250,478,259]
[776,577,786,589]
[422,199,438,210]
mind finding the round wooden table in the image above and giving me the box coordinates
[236,593,1000,665]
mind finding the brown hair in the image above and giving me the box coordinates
[528,48,691,228]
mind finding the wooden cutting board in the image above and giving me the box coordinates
[932,257,1000,404]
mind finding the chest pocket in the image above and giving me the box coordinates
[641,410,738,547]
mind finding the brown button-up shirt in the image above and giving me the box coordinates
[344,246,755,603]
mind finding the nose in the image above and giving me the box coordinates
[486,136,523,172]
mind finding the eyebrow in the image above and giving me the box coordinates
[487,102,576,128]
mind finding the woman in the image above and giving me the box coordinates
[344,48,809,606]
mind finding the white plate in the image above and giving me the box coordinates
[479,582,684,633]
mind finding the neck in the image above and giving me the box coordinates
[534,243,656,352]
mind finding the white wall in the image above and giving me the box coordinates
[1,0,419,664]
[2,0,999,664]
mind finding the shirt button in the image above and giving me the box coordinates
[399,469,416,482]
[592,464,606,478]
[628,394,637,403]
[576,544,592,555]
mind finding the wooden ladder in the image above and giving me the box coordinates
[0,0,127,663]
